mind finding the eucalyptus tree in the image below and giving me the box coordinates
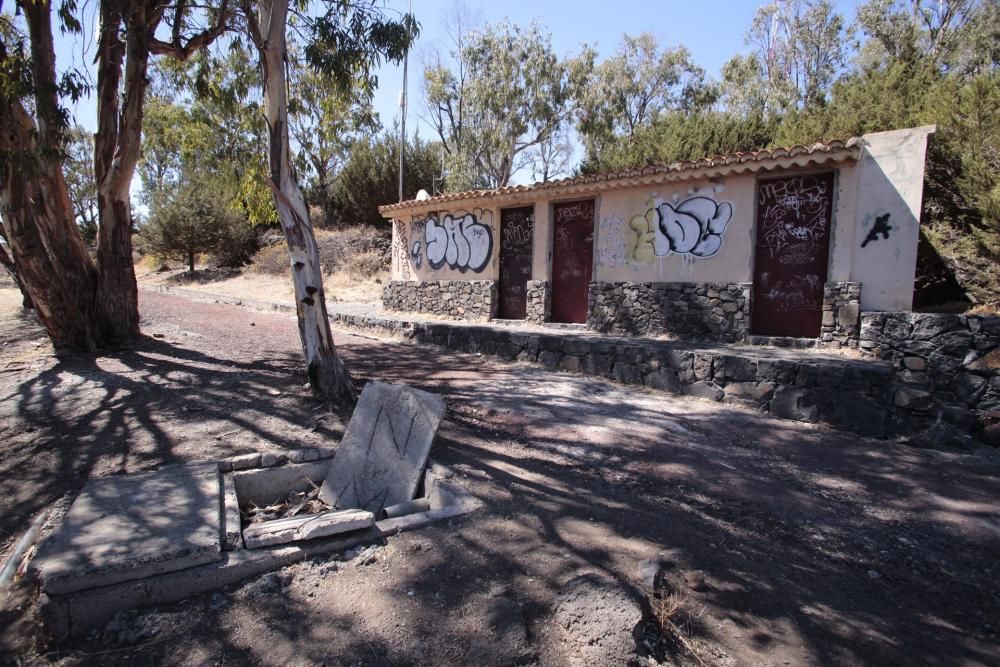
[576,33,709,158]
[238,0,415,400]
[288,55,379,223]
[720,0,846,114]
[0,0,230,350]
[424,19,591,190]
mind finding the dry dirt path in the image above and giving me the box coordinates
[1,289,999,666]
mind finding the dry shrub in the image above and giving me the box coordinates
[249,242,290,276]
[345,250,386,280]
[248,226,390,277]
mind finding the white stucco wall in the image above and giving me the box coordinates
[850,126,935,311]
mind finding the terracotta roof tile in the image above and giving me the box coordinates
[379,137,861,214]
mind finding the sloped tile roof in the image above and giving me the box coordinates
[379,137,862,215]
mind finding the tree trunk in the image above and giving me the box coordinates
[188,250,195,273]
[93,0,151,344]
[0,0,103,349]
[249,0,354,401]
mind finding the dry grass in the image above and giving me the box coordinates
[139,268,386,306]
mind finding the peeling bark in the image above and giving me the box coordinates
[246,0,355,401]
[0,0,101,349]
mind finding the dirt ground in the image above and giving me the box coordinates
[1,287,999,666]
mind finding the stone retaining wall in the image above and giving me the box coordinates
[382,280,497,321]
[820,282,862,349]
[860,311,1000,445]
[587,282,751,342]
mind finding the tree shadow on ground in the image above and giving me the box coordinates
[3,311,998,665]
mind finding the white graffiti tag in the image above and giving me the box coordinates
[630,195,733,262]
[424,213,493,273]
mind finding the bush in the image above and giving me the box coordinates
[248,226,390,276]
[140,179,255,271]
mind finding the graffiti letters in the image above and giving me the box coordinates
[757,177,830,259]
[597,215,627,268]
[861,213,892,248]
[629,195,733,262]
[418,212,494,273]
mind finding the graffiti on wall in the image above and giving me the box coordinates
[861,212,893,248]
[757,178,830,261]
[393,220,410,280]
[409,210,494,273]
[628,193,733,263]
[596,214,627,268]
[758,271,822,312]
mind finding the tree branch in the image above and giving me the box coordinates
[150,0,231,62]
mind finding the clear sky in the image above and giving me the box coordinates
[51,0,866,180]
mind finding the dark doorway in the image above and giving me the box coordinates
[551,200,595,324]
[498,206,535,319]
[752,172,835,338]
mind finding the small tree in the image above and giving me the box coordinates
[141,180,247,272]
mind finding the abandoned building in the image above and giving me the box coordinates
[379,126,935,349]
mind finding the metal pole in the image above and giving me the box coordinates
[398,0,411,203]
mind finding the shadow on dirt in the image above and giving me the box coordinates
[2,320,998,665]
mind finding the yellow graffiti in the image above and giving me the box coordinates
[629,204,657,264]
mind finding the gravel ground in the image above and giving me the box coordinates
[1,288,999,666]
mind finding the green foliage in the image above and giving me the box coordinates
[577,33,710,159]
[63,126,98,245]
[139,177,255,271]
[424,18,589,189]
[141,44,277,228]
[327,131,440,227]
[288,50,379,222]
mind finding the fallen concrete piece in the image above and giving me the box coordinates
[33,463,222,595]
[320,382,445,513]
[242,509,375,549]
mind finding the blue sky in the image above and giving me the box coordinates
[52,0,866,180]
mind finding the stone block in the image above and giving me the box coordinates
[837,303,860,325]
[893,387,933,411]
[320,382,445,514]
[559,355,581,372]
[910,313,962,340]
[723,381,776,405]
[722,355,758,382]
[819,392,887,437]
[683,381,724,402]
[582,353,611,377]
[769,386,821,423]
[229,453,261,470]
[612,363,641,385]
[951,373,988,405]
[903,356,926,371]
[645,369,681,393]
[538,350,561,369]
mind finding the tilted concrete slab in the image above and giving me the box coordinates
[320,382,445,513]
[33,463,223,595]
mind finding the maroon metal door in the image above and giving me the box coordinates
[551,200,595,324]
[752,173,835,338]
[498,206,534,319]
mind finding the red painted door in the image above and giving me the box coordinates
[752,172,835,338]
[498,206,534,319]
[551,200,595,324]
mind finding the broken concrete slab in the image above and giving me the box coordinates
[242,509,375,549]
[320,382,445,513]
[33,463,223,595]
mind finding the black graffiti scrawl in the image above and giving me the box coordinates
[861,213,892,248]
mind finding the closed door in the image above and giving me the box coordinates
[551,200,595,324]
[752,172,835,338]
[498,206,534,319]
